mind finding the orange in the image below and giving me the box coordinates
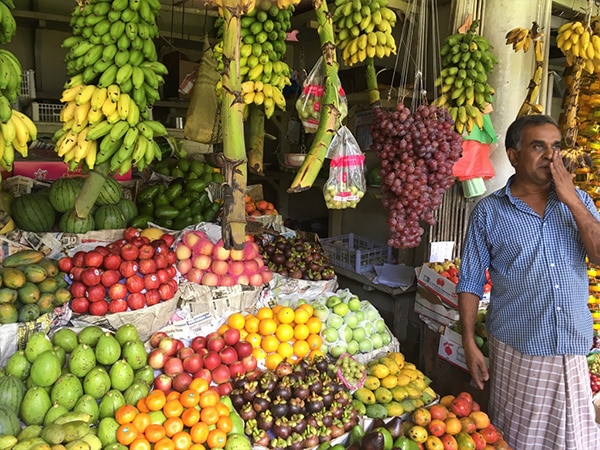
[276,306,295,324]
[258,318,277,336]
[256,307,273,320]
[198,389,220,408]
[206,429,227,449]
[189,378,209,394]
[271,304,283,317]
[163,418,184,437]
[306,333,322,350]
[190,422,209,444]
[117,424,138,445]
[277,341,294,359]
[293,307,311,324]
[130,437,152,450]
[137,398,150,413]
[252,347,267,360]
[246,332,262,348]
[116,404,139,425]
[265,352,284,370]
[309,349,325,360]
[189,444,205,450]
[297,303,314,317]
[306,317,322,334]
[145,424,167,443]
[200,406,219,425]
[179,390,199,408]
[146,390,167,412]
[154,437,175,450]
[293,323,310,341]
[261,334,280,353]
[227,313,246,330]
[244,315,260,333]
[172,431,193,450]
[163,399,184,419]
[132,413,152,434]
[166,391,181,401]
[216,416,233,433]
[293,340,311,358]
[217,324,229,335]
[181,407,200,427]
[275,323,294,342]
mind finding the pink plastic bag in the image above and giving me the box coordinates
[452,140,495,181]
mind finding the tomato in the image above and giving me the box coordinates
[116,404,139,425]
[206,429,226,449]
[145,424,167,443]
[117,424,138,445]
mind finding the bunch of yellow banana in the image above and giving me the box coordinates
[0,109,36,170]
[213,0,293,117]
[333,0,397,66]
[505,27,533,52]
[433,21,498,134]
[0,0,16,45]
[556,20,600,74]
[0,48,22,107]
[561,146,594,172]
[240,80,287,118]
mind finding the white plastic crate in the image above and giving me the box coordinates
[320,233,393,273]
[30,102,62,122]
[20,70,36,98]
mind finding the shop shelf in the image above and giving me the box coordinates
[320,233,392,273]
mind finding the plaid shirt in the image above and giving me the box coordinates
[457,176,600,356]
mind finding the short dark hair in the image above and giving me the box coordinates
[505,115,560,151]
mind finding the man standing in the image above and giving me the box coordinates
[457,114,600,449]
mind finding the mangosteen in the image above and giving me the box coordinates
[306,393,324,414]
[257,410,274,431]
[232,376,248,390]
[290,414,306,434]
[239,403,256,421]
[259,371,277,392]
[272,417,292,439]
[289,269,303,279]
[302,427,319,448]
[275,360,293,378]
[288,397,305,416]
[271,397,289,418]
[242,380,259,401]
[334,390,351,406]
[244,418,257,436]
[321,387,334,407]
[252,392,271,413]
[251,429,270,447]
[305,413,318,429]
[292,383,310,401]
[321,411,333,428]
[288,433,304,450]
[329,401,343,419]
[230,389,246,410]
[317,425,332,443]
[273,382,292,401]
[329,419,345,438]
[271,437,289,450]
[308,376,323,394]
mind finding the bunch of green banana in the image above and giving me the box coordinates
[333,0,397,67]
[212,0,292,117]
[54,0,169,176]
[0,109,36,170]
[0,0,16,45]
[556,20,600,74]
[505,27,533,52]
[0,48,22,105]
[433,21,498,134]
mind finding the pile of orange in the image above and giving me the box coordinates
[220,304,324,370]
[114,379,232,450]
[245,196,278,216]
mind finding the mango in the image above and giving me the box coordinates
[51,374,83,411]
[374,387,393,404]
[353,387,376,405]
[363,375,380,390]
[30,350,62,387]
[384,401,405,417]
[41,423,67,445]
[365,403,388,419]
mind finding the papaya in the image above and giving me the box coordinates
[2,268,26,289]
[22,265,48,283]
[18,282,41,304]
[3,250,44,268]
[0,287,17,303]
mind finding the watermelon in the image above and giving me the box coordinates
[0,404,21,436]
[0,375,26,414]
[11,194,56,232]
[58,209,94,234]
[94,205,127,230]
[49,178,81,213]
[96,176,123,205]
[115,198,138,224]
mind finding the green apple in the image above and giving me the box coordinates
[366,307,380,322]
[333,302,349,317]
[375,319,387,333]
[381,332,392,346]
[329,345,347,358]
[352,327,366,342]
[347,295,361,311]
[354,310,366,322]
[358,339,373,353]
[323,327,339,343]
[326,295,342,308]
[312,304,330,322]
[343,327,353,342]
[327,313,344,329]
[371,334,383,349]
[345,313,359,329]
[347,340,359,355]
[296,298,307,305]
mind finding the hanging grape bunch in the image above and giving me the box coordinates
[370,104,463,249]
[434,21,497,135]
[53,0,170,175]
[212,0,293,118]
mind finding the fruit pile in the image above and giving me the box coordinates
[229,357,360,449]
[259,235,336,281]
[10,175,136,233]
[245,196,277,217]
[434,21,498,135]
[54,0,169,174]
[309,290,394,357]
[370,103,463,248]
[588,351,600,394]
[59,227,178,316]
[223,305,324,370]
[0,0,37,171]
[395,392,510,449]
[0,250,71,324]
[175,230,273,287]
[3,324,152,430]
[352,352,437,419]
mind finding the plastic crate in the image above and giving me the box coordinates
[320,233,393,273]
[30,102,62,122]
[20,70,36,98]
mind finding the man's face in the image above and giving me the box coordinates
[507,123,562,184]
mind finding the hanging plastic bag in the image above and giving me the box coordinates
[295,56,348,133]
[323,126,366,209]
[452,140,496,181]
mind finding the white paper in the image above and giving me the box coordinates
[429,241,455,262]
[372,263,415,288]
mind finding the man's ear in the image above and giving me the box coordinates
[506,148,518,167]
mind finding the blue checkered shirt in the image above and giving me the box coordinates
[456,176,600,356]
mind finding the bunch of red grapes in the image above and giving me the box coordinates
[370,103,463,248]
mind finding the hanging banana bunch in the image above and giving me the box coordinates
[505,22,545,118]
[556,20,600,74]
[332,0,398,67]
[433,20,498,135]
[0,0,37,171]
[54,0,169,176]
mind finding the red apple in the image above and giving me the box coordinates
[219,346,238,365]
[174,339,184,352]
[228,360,246,378]
[72,251,86,267]
[211,260,229,276]
[159,337,179,356]
[69,267,85,282]
[58,256,73,273]
[145,289,161,306]
[163,357,184,377]
[216,381,232,396]
[194,238,214,256]
[192,254,211,271]
[102,253,122,271]
[70,297,89,314]
[127,292,146,310]
[81,268,102,287]
[156,268,170,284]
[228,261,245,277]
[154,253,168,269]
[212,240,230,261]
[108,299,128,313]
[172,372,193,393]
[234,340,253,358]
[70,281,87,298]
[95,246,110,257]
[123,227,141,242]
[144,274,161,291]
[148,348,169,369]
[150,331,168,348]
[126,275,145,293]
[249,272,264,287]
[153,374,172,393]
[182,353,203,373]
[159,282,175,301]
[108,282,128,301]
[166,251,177,265]
[223,328,241,346]
[186,268,204,284]
[86,284,106,302]
[84,251,104,268]
[161,233,175,247]
[212,364,231,384]
[177,259,192,275]
[166,266,177,278]
[201,272,219,286]
[119,260,139,278]
[229,248,244,261]
[193,368,212,385]
[207,333,226,352]
[101,269,121,288]
[120,243,139,261]
[88,300,109,316]
[190,336,207,352]
[138,244,155,260]
[139,258,158,275]
[241,355,258,372]
[203,350,222,371]
[183,231,201,249]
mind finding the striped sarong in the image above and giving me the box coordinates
[488,335,600,449]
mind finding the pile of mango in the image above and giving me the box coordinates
[352,351,438,419]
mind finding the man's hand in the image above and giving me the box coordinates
[463,339,489,390]
[550,149,577,205]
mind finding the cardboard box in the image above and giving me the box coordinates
[437,326,489,372]
[162,51,199,100]
[416,263,459,308]
[414,287,459,327]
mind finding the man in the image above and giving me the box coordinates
[457,114,600,449]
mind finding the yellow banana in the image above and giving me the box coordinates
[102,97,118,117]
[60,101,78,122]
[91,87,108,111]
[76,85,97,106]
[118,93,131,120]
[10,110,30,146]
[0,117,15,143]
[60,85,85,103]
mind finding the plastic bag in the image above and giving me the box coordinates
[323,126,366,209]
[452,141,495,181]
[295,56,348,133]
